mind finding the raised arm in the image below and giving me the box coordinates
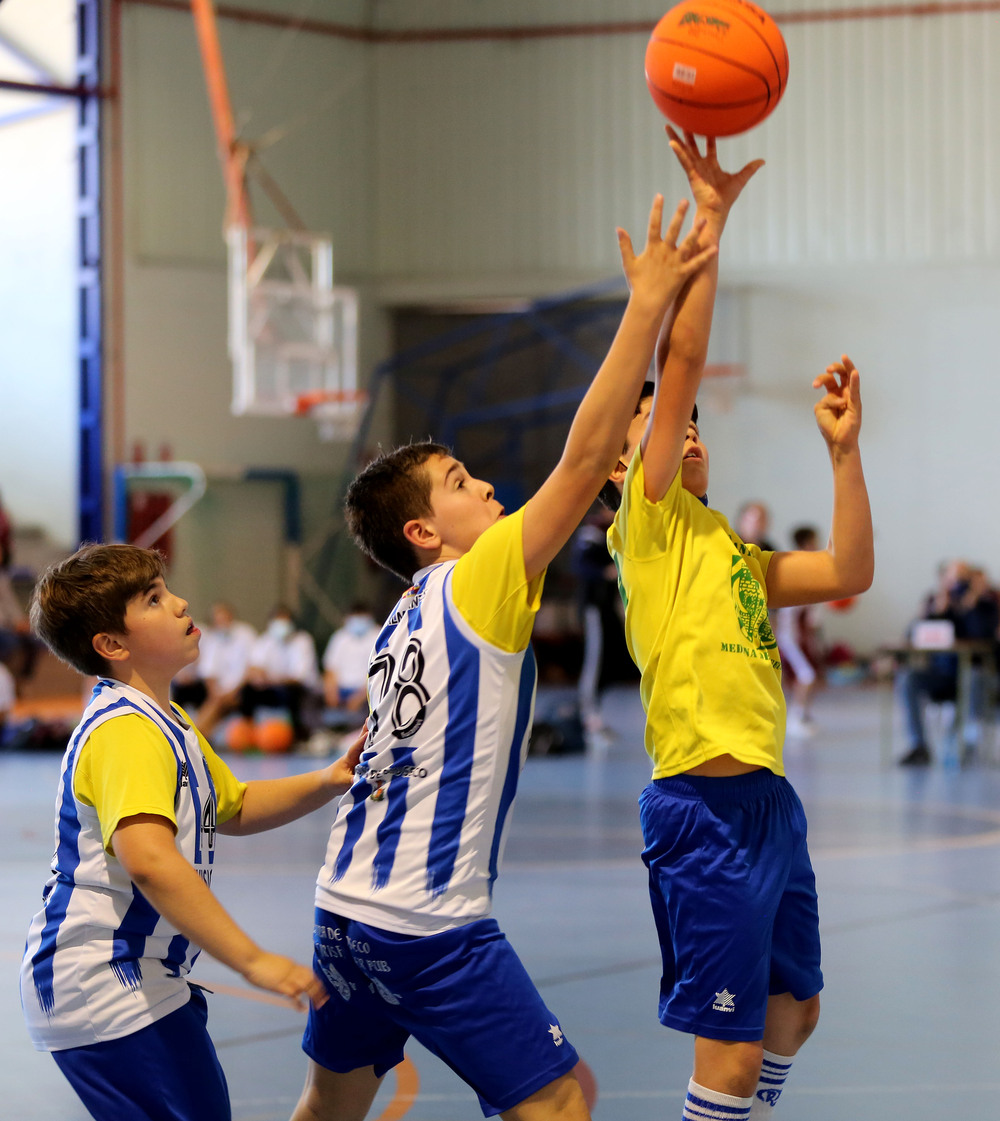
[521,196,717,580]
[640,129,764,502]
[765,355,875,607]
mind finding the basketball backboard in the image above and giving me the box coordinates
[228,226,363,439]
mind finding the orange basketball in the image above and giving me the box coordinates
[645,0,788,137]
[256,716,295,754]
[224,716,256,753]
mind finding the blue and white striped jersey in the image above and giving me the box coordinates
[20,680,239,1051]
[315,510,543,935]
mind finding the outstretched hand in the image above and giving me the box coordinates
[617,194,718,315]
[666,126,764,232]
[814,354,862,452]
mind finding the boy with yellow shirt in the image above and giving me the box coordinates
[290,187,728,1121]
[603,131,874,1121]
[20,543,362,1121]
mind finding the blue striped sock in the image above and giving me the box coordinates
[682,1079,753,1121]
[749,1050,794,1116]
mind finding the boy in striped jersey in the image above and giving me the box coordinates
[20,543,362,1121]
[289,169,757,1120]
[602,132,874,1121]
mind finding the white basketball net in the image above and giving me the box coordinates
[228,226,362,439]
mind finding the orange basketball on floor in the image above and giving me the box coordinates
[645,0,788,137]
[256,716,295,754]
[224,716,256,753]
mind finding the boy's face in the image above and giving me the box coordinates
[418,453,505,557]
[680,420,709,498]
[111,577,201,678]
[618,401,710,498]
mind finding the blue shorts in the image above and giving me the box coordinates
[303,910,579,1117]
[640,769,823,1042]
[52,985,230,1121]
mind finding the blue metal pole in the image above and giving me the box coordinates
[77,0,104,543]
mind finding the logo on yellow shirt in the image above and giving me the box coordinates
[730,556,776,652]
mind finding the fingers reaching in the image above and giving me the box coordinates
[813,354,858,393]
[616,226,637,271]
[617,187,718,308]
[647,192,668,243]
[665,125,695,172]
[677,225,718,275]
[679,215,709,253]
[732,157,766,191]
[660,196,689,247]
[664,124,764,222]
[813,354,863,450]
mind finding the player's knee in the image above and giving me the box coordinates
[291,1088,324,1121]
[729,1040,766,1091]
[695,1037,765,1098]
[502,1070,590,1120]
[794,993,821,1044]
[292,1078,333,1121]
[542,1070,590,1118]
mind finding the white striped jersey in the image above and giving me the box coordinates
[315,510,543,935]
[20,680,236,1051]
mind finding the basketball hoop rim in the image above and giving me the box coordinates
[293,388,369,416]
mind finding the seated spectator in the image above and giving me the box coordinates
[775,525,824,739]
[193,601,257,738]
[897,560,999,766]
[321,603,378,715]
[735,499,777,552]
[240,605,319,741]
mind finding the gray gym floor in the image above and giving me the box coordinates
[4,680,1000,1120]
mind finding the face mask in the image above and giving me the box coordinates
[268,618,293,641]
[345,616,371,637]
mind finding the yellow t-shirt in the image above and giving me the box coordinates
[450,506,545,652]
[74,709,247,853]
[608,451,786,778]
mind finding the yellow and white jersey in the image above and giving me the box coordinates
[608,450,786,778]
[20,680,245,1051]
[315,506,545,935]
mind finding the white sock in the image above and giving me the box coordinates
[749,1050,795,1116]
[682,1078,753,1120]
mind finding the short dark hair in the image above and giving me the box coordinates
[792,524,819,549]
[598,384,698,511]
[29,543,165,677]
[344,441,450,583]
